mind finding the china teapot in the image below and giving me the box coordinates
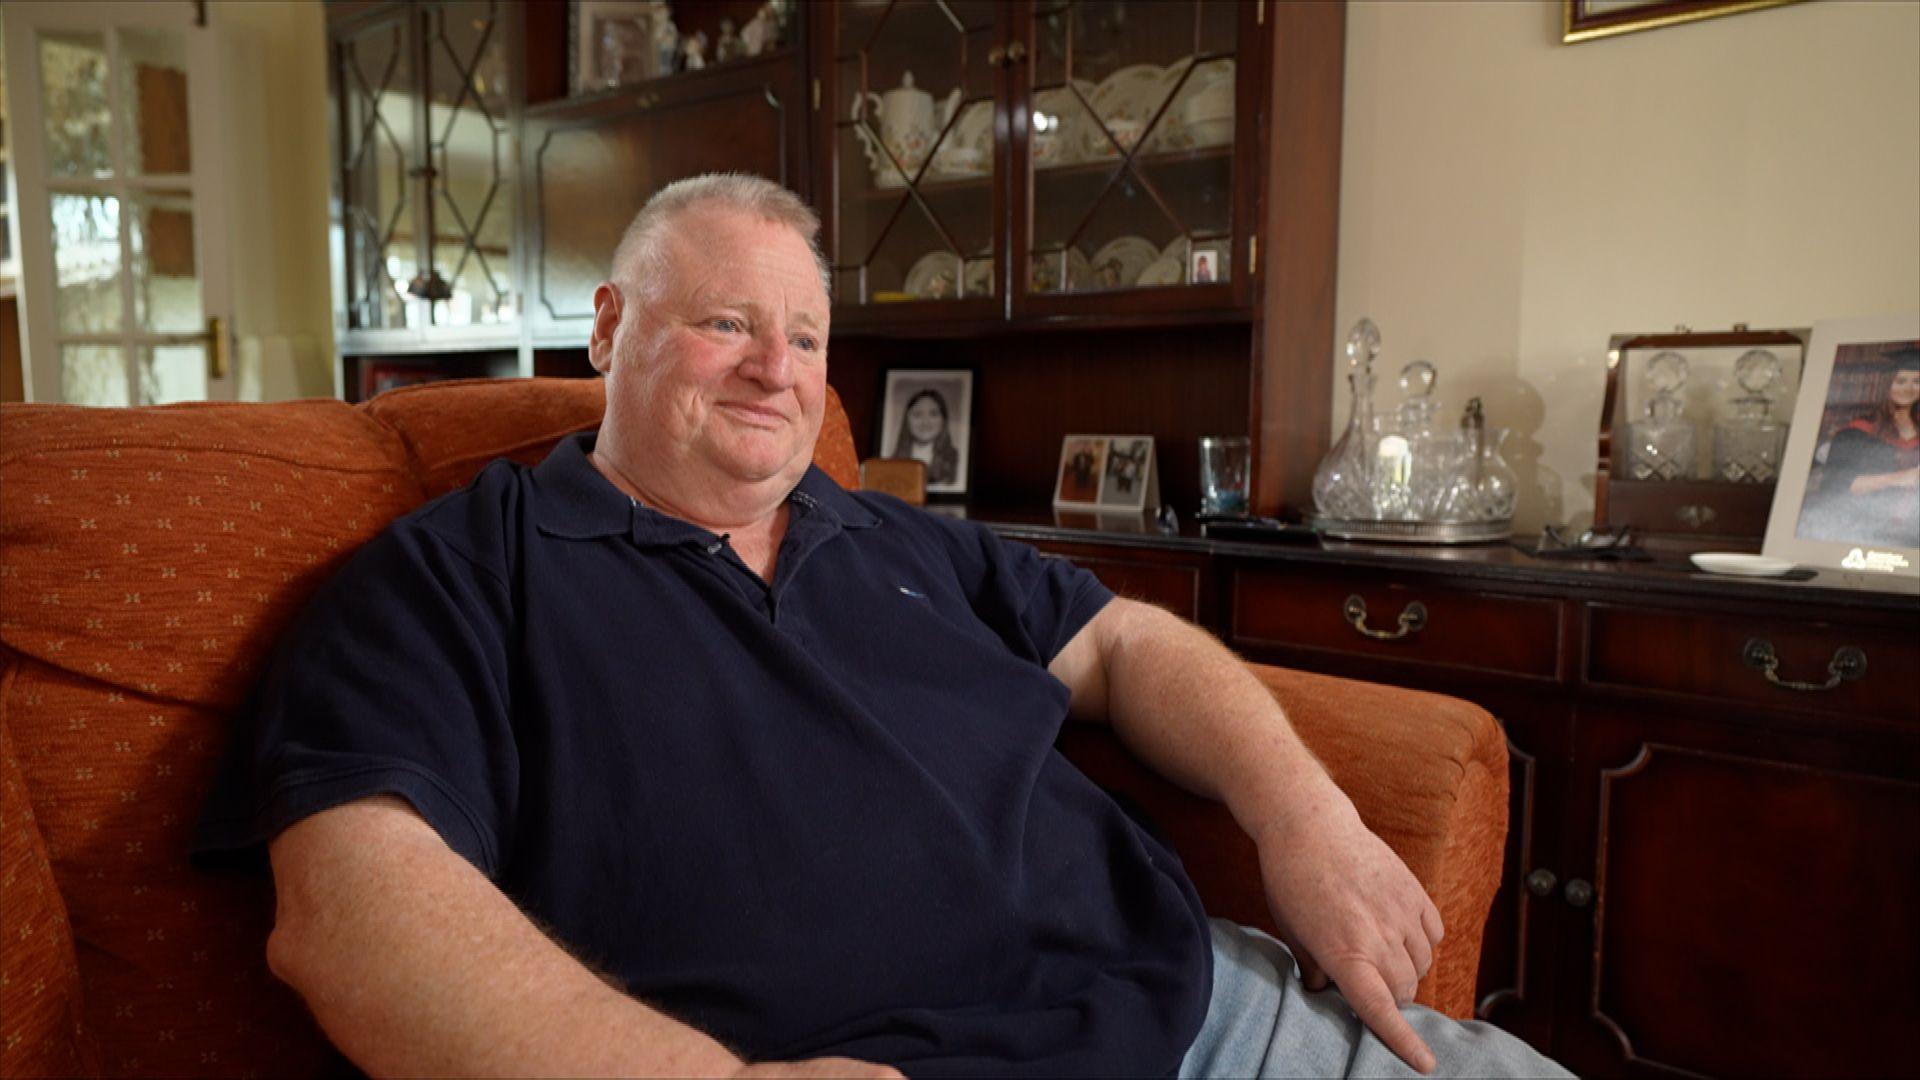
[852,71,962,187]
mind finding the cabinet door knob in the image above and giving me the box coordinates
[1525,868,1557,897]
[1343,595,1427,641]
[1007,40,1028,64]
[1564,878,1594,908]
[988,45,1006,67]
[1741,638,1867,692]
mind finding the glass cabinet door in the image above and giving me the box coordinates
[333,0,515,335]
[829,1,1000,311]
[419,0,515,328]
[1024,0,1239,298]
[335,8,419,331]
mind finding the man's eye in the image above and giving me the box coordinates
[791,335,820,353]
[711,317,745,333]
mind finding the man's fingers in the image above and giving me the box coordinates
[1405,927,1434,983]
[1420,899,1445,950]
[1343,970,1437,1075]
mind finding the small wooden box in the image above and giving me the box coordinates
[1595,327,1808,544]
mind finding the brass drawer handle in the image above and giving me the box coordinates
[1343,595,1427,641]
[1741,638,1867,692]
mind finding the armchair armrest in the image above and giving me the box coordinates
[1054,662,1507,1019]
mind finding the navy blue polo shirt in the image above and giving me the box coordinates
[195,433,1212,1075]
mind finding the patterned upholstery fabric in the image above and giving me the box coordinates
[1,713,96,1076]
[0,378,1503,1076]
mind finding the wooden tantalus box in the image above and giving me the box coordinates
[1595,326,1809,545]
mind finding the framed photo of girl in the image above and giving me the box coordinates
[1763,313,1920,585]
[878,369,974,497]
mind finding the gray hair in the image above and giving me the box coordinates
[610,172,831,301]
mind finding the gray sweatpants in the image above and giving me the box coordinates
[1181,920,1574,1078]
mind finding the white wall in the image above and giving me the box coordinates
[215,0,333,400]
[1334,0,1920,533]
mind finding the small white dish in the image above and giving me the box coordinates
[903,252,962,300]
[1690,552,1799,578]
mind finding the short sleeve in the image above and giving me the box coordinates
[192,518,517,877]
[924,513,1114,666]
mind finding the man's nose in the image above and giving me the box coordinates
[737,330,796,390]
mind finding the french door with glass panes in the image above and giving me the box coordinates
[2,0,235,404]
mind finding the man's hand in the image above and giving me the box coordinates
[1252,799,1444,1074]
[733,1059,904,1078]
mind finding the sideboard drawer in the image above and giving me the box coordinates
[1230,566,1563,679]
[1585,604,1920,724]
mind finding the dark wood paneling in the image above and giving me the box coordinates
[1566,717,1920,1078]
[1256,0,1344,516]
[827,324,1252,514]
[1026,537,1214,626]
[1585,602,1920,726]
[526,55,806,333]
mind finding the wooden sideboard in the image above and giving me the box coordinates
[987,513,1920,1079]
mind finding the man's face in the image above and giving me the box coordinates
[594,205,830,491]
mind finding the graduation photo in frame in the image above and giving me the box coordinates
[1763,313,1920,583]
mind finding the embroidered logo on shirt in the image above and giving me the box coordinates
[897,585,927,599]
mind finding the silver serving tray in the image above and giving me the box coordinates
[1307,515,1513,544]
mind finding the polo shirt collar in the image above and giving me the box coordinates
[531,432,879,546]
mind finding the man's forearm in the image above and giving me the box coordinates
[267,796,741,1078]
[1058,598,1351,840]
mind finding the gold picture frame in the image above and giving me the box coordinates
[1562,0,1801,44]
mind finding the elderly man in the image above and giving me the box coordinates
[196,174,1565,1078]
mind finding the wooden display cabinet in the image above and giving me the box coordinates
[994,517,1920,1078]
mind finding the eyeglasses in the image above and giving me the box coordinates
[1535,524,1640,556]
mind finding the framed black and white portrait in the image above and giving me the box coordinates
[878,369,973,497]
[1764,313,1920,585]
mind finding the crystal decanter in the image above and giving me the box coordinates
[1312,318,1383,520]
[1629,351,1697,481]
[1713,348,1788,483]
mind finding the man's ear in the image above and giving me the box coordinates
[588,283,624,374]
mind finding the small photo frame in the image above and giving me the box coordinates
[1189,246,1219,285]
[571,0,668,96]
[878,369,973,496]
[1763,313,1920,585]
[1054,435,1158,512]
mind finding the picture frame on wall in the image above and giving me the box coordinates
[1762,312,1920,586]
[878,369,973,497]
[1053,435,1159,513]
[1562,0,1801,44]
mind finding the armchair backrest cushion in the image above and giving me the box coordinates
[0,378,856,1077]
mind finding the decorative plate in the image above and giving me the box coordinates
[1088,235,1160,289]
[931,100,993,179]
[904,252,964,300]
[1135,254,1183,287]
[1150,56,1235,151]
[1082,63,1166,159]
[1031,80,1097,167]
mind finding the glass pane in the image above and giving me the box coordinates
[129,192,201,332]
[61,344,128,406]
[117,28,191,176]
[50,193,122,333]
[339,16,417,329]
[40,32,113,178]
[1027,0,1236,294]
[137,344,206,404]
[425,1,514,326]
[834,2,995,307]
